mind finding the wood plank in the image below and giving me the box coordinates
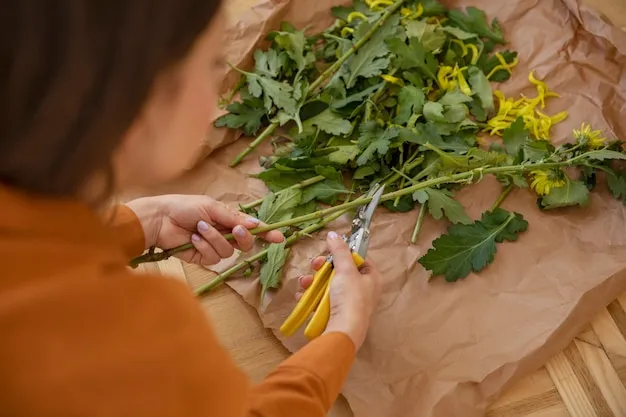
[546,350,598,417]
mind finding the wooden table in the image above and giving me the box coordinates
[140,1,626,415]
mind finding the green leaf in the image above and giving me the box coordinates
[447,7,505,44]
[540,179,590,209]
[356,122,399,166]
[469,97,487,122]
[353,164,379,179]
[214,101,266,136]
[468,66,494,113]
[419,209,528,282]
[405,21,446,52]
[331,83,383,110]
[387,37,438,81]
[585,150,626,162]
[420,0,448,16]
[259,242,289,303]
[304,109,352,135]
[523,138,554,162]
[417,188,471,224]
[292,201,321,229]
[438,89,473,106]
[254,168,313,192]
[606,168,626,202]
[423,101,445,123]
[395,85,426,124]
[257,188,303,224]
[327,145,360,164]
[441,26,479,40]
[344,15,402,88]
[254,48,282,78]
[247,74,297,114]
[501,117,529,157]
[382,195,415,212]
[443,104,469,123]
[301,180,347,204]
[271,30,316,78]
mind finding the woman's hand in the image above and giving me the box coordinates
[297,231,382,350]
[125,194,284,265]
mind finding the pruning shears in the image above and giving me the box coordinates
[279,183,385,340]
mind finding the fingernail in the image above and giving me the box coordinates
[328,231,339,240]
[234,225,246,237]
[197,220,209,232]
[192,233,201,242]
[247,217,260,225]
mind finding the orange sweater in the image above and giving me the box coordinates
[0,185,355,417]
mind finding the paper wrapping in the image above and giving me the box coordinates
[169,0,626,415]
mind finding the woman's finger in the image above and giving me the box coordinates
[206,200,285,244]
[310,256,326,271]
[232,225,255,252]
[191,233,221,265]
[197,220,235,259]
[298,275,314,290]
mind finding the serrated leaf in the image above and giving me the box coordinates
[356,122,399,166]
[395,85,426,124]
[405,21,446,52]
[247,74,297,114]
[502,117,528,157]
[469,97,487,122]
[468,66,494,113]
[344,15,402,88]
[259,242,289,303]
[301,180,347,204]
[523,138,554,162]
[387,37,438,81]
[540,179,589,209]
[272,30,315,76]
[304,108,352,135]
[447,7,505,44]
[257,188,303,224]
[606,168,626,202]
[254,48,282,78]
[585,150,626,162]
[417,188,471,224]
[419,209,528,282]
[423,101,445,123]
[214,101,266,136]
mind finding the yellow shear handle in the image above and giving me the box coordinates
[280,261,333,337]
[303,252,365,340]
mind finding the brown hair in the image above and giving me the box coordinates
[0,0,222,198]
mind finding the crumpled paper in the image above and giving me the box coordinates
[169,0,626,415]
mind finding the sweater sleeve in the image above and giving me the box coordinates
[247,332,356,417]
[105,205,146,258]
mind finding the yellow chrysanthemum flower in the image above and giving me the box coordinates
[437,64,472,96]
[529,170,566,196]
[573,123,607,149]
[400,4,423,20]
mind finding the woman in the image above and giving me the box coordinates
[0,1,383,416]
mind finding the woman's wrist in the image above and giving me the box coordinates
[124,197,164,250]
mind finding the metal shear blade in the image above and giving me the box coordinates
[348,183,385,259]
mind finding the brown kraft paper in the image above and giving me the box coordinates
[142,0,626,416]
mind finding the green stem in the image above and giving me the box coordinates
[491,184,514,211]
[411,203,427,244]
[228,0,408,167]
[383,155,425,186]
[241,175,326,210]
[131,152,593,268]
[229,123,278,167]
[194,208,349,295]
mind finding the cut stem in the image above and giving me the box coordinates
[411,203,427,244]
[491,183,514,211]
[228,0,408,167]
